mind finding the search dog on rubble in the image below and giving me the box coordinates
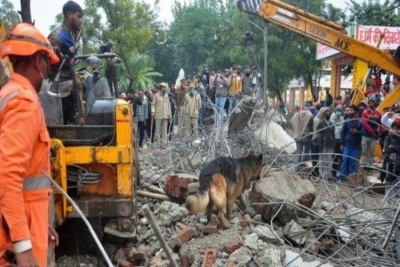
[186,151,264,229]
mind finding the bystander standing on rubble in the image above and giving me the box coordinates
[317,108,335,180]
[361,97,382,172]
[250,66,261,96]
[379,108,395,182]
[330,105,344,178]
[214,72,229,122]
[209,68,217,103]
[338,104,362,182]
[167,93,176,141]
[382,120,400,201]
[197,77,207,134]
[184,82,202,140]
[146,90,155,144]
[175,78,189,136]
[311,107,329,177]
[241,66,252,96]
[291,102,314,172]
[151,83,172,148]
[136,90,148,149]
[228,70,242,116]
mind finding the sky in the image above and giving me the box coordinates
[22,0,352,37]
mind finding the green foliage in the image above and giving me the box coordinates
[118,54,162,92]
[0,0,20,29]
[83,0,163,91]
[348,0,400,26]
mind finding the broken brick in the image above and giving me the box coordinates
[133,245,149,261]
[226,262,236,267]
[224,241,241,254]
[205,220,219,235]
[201,248,217,267]
[178,227,194,243]
[239,214,252,228]
[164,175,197,198]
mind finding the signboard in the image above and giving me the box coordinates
[316,43,340,60]
[356,25,400,50]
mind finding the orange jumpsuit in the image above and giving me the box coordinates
[0,73,51,267]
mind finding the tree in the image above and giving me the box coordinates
[83,0,164,90]
[0,0,20,29]
[348,0,400,26]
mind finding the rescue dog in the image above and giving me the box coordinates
[186,151,263,229]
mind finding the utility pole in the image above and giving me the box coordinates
[264,20,268,108]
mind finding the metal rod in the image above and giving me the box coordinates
[143,205,178,267]
[44,172,113,267]
[382,202,400,248]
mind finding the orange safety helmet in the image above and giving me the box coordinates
[1,22,59,64]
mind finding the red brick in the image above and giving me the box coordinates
[117,259,132,267]
[224,241,241,254]
[133,245,149,261]
[178,227,194,243]
[239,214,252,228]
[164,175,193,198]
[205,220,219,235]
[226,262,236,267]
[201,248,217,267]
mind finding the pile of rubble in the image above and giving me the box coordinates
[106,168,400,267]
[56,106,400,267]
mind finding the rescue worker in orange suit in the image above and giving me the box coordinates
[0,23,60,267]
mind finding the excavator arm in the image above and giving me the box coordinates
[237,0,400,112]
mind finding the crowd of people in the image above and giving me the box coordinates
[291,72,400,202]
[119,65,263,150]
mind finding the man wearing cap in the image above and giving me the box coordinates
[0,22,59,267]
[151,82,172,147]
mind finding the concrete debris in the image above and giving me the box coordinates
[227,247,252,265]
[254,117,296,154]
[250,172,316,224]
[251,224,284,245]
[255,244,286,267]
[228,97,256,131]
[283,220,315,246]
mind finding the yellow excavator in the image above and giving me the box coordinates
[0,22,138,238]
[237,0,400,113]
